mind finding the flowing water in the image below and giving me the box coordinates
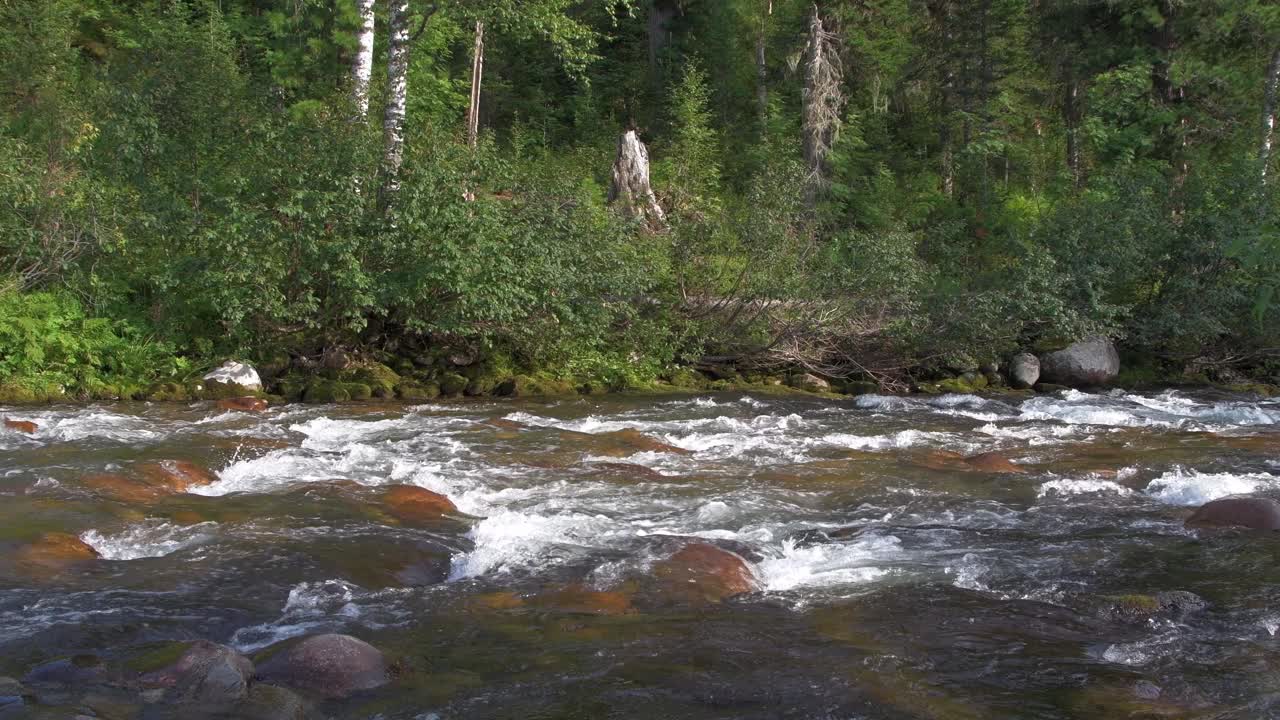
[3,389,1280,718]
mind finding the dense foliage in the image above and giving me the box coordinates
[1,0,1278,397]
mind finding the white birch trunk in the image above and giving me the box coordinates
[381,0,411,197]
[467,21,485,148]
[1262,47,1280,183]
[608,130,666,229]
[350,0,376,119]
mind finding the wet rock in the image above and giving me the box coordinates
[203,361,263,391]
[536,586,635,615]
[15,533,99,574]
[583,462,666,481]
[83,473,167,504]
[1009,353,1040,389]
[788,373,831,393]
[1186,496,1280,530]
[139,640,253,705]
[381,485,457,522]
[137,460,218,493]
[962,451,1025,474]
[2,418,37,434]
[1093,591,1208,623]
[593,429,692,457]
[469,592,526,611]
[652,542,758,604]
[238,683,312,720]
[483,417,527,431]
[217,397,269,413]
[256,633,390,700]
[23,655,109,687]
[1038,336,1120,387]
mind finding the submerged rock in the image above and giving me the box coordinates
[203,361,263,391]
[23,655,109,687]
[217,397,269,413]
[137,460,219,493]
[1009,353,1040,389]
[15,533,100,574]
[963,451,1025,474]
[139,640,253,705]
[256,634,390,700]
[593,429,692,457]
[381,485,458,522]
[1186,496,1280,530]
[651,541,758,604]
[2,418,37,434]
[238,683,313,720]
[535,586,635,615]
[1093,591,1208,623]
[1038,336,1120,387]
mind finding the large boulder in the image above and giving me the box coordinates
[788,373,832,393]
[1009,353,1040,389]
[256,634,389,700]
[140,640,253,705]
[1038,337,1120,387]
[203,361,263,391]
[1186,496,1280,530]
[381,485,457,522]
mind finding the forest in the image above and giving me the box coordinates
[3,0,1280,400]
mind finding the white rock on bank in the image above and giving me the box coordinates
[202,361,262,391]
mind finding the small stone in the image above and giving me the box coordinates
[2,418,37,434]
[1186,496,1280,530]
[217,397,268,412]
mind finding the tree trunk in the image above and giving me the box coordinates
[1262,47,1280,183]
[1150,0,1187,187]
[1065,79,1084,188]
[801,3,843,207]
[755,1,771,123]
[380,0,412,201]
[350,0,376,119]
[467,21,485,148]
[648,0,677,73]
[607,130,665,230]
[929,0,955,198]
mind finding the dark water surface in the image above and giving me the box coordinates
[3,389,1280,718]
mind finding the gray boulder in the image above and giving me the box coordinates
[202,360,262,391]
[788,373,831,393]
[1038,336,1119,387]
[1186,496,1280,530]
[257,634,389,700]
[1009,353,1040,389]
[140,640,253,705]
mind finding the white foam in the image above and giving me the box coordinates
[81,521,215,560]
[1037,478,1134,499]
[822,429,950,451]
[1145,468,1280,506]
[448,509,621,580]
[756,535,900,592]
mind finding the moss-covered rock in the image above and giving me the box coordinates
[303,379,350,403]
[439,373,468,397]
[341,362,400,399]
[145,382,190,402]
[344,382,373,400]
[465,374,503,397]
[396,381,441,401]
[665,367,706,389]
[0,383,62,404]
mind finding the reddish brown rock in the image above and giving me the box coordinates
[217,397,268,412]
[652,542,758,604]
[1186,497,1280,531]
[15,532,99,574]
[484,417,527,431]
[137,460,219,493]
[2,418,37,434]
[256,634,389,700]
[585,462,667,480]
[84,472,168,503]
[382,485,458,522]
[594,428,692,457]
[537,586,635,615]
[470,591,526,611]
[963,451,1025,474]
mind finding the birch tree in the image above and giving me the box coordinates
[1262,47,1280,183]
[350,0,376,119]
[380,0,412,199]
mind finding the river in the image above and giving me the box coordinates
[2,388,1280,718]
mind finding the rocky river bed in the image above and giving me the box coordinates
[2,388,1280,719]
